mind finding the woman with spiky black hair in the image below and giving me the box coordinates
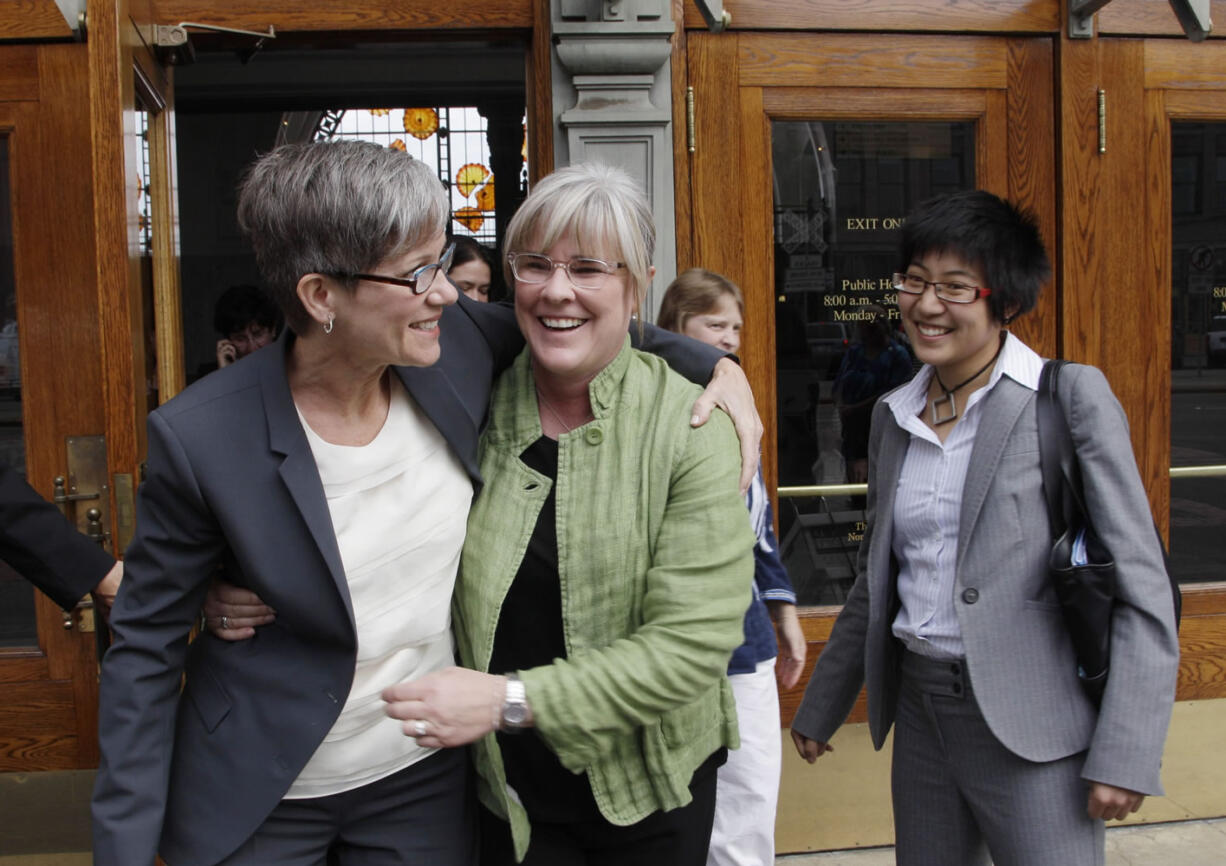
[790,190,1179,866]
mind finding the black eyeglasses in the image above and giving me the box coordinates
[892,272,993,305]
[334,243,456,295]
[507,252,626,291]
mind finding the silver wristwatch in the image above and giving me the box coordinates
[500,673,530,732]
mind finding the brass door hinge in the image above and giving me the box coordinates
[1097,88,1106,154]
[686,86,696,154]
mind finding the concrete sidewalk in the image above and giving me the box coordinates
[0,821,1221,865]
[777,817,1226,865]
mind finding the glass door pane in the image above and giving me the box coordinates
[0,136,36,647]
[1170,121,1226,584]
[772,120,974,604]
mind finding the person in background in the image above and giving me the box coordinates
[213,283,280,369]
[831,304,913,483]
[0,461,122,619]
[657,267,806,866]
[448,235,498,303]
[382,163,755,866]
[790,190,1179,866]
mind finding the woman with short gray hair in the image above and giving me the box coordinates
[93,139,483,866]
[93,141,758,866]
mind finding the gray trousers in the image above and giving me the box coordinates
[891,651,1105,866]
[215,748,474,866]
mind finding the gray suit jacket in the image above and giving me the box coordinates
[91,295,725,866]
[791,363,1179,797]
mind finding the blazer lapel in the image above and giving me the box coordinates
[956,378,1032,569]
[394,364,482,485]
[869,411,908,603]
[259,335,354,627]
[872,418,908,541]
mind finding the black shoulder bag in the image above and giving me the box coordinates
[1036,360,1181,705]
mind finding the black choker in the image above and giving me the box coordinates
[929,333,1006,426]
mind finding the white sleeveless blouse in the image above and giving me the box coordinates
[285,382,473,799]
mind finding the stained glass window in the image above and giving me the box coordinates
[137,108,152,255]
[316,107,522,246]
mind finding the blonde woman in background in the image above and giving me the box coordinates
[658,268,807,866]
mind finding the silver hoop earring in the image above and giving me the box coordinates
[324,315,335,335]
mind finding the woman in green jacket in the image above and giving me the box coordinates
[382,162,755,865]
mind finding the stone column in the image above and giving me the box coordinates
[551,0,677,318]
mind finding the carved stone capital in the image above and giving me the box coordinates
[554,35,672,78]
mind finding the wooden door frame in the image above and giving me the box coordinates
[684,31,1056,723]
[91,0,150,510]
[134,58,186,407]
[138,0,553,181]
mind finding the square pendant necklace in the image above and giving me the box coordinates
[929,333,1006,426]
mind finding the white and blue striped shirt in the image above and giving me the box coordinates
[884,332,1042,660]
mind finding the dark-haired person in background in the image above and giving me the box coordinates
[447,236,499,303]
[790,190,1178,866]
[213,284,280,369]
[831,304,912,484]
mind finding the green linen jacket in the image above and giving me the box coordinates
[454,337,756,861]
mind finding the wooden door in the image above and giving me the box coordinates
[0,3,180,771]
[0,42,113,770]
[1136,39,1226,698]
[683,32,1057,721]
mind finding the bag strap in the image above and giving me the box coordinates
[1039,359,1183,627]
[1036,360,1061,537]
[1037,359,1085,538]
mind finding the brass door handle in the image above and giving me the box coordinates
[52,475,100,505]
[53,436,114,635]
[62,596,97,632]
[85,507,106,546]
[51,436,112,553]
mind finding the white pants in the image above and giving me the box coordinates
[707,658,781,866]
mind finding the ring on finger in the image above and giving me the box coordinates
[412,719,429,737]
[219,615,230,630]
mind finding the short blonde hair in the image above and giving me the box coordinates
[503,162,654,312]
[657,268,744,334]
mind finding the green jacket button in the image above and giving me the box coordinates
[585,427,604,445]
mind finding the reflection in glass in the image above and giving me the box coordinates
[771,121,974,604]
[136,104,158,412]
[1170,122,1226,584]
[0,136,37,647]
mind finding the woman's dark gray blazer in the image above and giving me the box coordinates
[91,297,721,866]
